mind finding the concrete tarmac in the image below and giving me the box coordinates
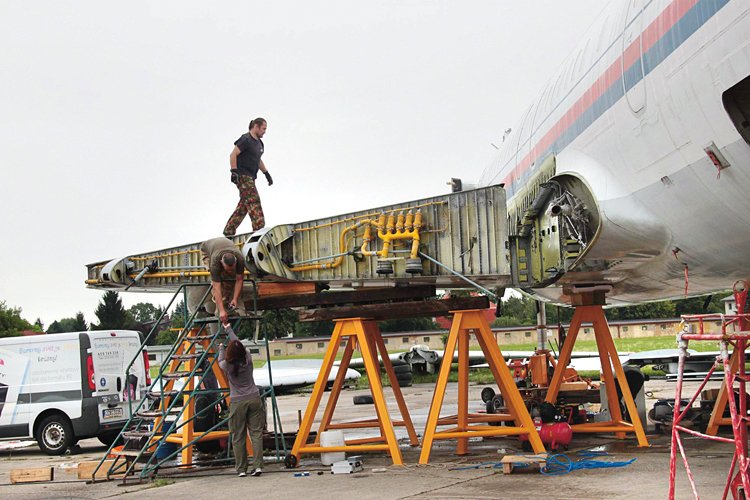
[0,378,736,499]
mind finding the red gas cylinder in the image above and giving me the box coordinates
[519,422,573,451]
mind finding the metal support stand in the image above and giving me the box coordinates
[419,309,545,464]
[544,293,649,446]
[703,282,750,440]
[290,318,418,466]
[669,282,750,500]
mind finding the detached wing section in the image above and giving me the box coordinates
[85,185,510,293]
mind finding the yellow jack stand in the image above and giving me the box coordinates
[544,295,649,446]
[152,329,232,466]
[290,318,419,466]
[705,347,748,436]
[419,310,545,464]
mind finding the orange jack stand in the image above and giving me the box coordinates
[152,329,232,466]
[419,310,545,464]
[544,297,649,446]
[290,318,418,466]
[705,346,749,436]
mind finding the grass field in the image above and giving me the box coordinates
[495,334,722,353]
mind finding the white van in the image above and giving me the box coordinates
[0,330,149,454]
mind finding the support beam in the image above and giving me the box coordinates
[256,285,437,310]
[298,296,489,322]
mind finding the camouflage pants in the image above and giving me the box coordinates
[223,175,265,236]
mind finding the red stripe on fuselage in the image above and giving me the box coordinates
[503,0,698,189]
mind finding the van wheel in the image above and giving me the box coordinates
[98,430,120,447]
[36,414,74,455]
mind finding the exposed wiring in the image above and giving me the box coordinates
[672,247,689,297]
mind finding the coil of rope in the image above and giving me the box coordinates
[541,451,636,476]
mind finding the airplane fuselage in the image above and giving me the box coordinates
[480,0,750,305]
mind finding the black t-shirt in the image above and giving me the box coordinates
[234,133,264,179]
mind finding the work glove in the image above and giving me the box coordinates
[230,169,239,184]
[264,171,273,186]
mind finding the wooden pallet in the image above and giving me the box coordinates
[500,454,547,474]
[10,467,54,484]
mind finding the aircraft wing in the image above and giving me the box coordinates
[255,359,360,390]
[154,359,360,393]
[625,348,750,374]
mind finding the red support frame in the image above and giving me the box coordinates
[668,282,750,499]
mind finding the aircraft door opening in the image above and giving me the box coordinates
[722,74,750,146]
[622,0,646,114]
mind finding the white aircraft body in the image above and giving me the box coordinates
[85,0,750,321]
[478,0,750,305]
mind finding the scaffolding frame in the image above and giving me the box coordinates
[668,284,750,500]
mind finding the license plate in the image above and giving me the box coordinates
[102,407,123,419]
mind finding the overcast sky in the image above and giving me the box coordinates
[0,1,606,328]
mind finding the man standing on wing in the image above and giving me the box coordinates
[223,117,273,237]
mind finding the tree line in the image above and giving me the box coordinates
[0,290,731,342]
[0,292,166,340]
[493,294,727,327]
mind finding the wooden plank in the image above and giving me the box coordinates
[256,281,318,297]
[77,460,126,480]
[256,285,437,310]
[298,296,490,322]
[10,467,54,484]
[560,381,590,391]
[500,454,547,474]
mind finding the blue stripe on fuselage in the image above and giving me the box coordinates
[506,0,730,198]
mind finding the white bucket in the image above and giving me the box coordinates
[320,430,346,465]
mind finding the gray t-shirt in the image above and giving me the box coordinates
[200,237,246,282]
[218,326,260,402]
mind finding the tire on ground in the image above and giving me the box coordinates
[97,430,121,447]
[353,394,375,405]
[36,413,75,455]
[486,394,505,426]
[392,364,412,374]
[396,372,413,387]
[481,387,496,404]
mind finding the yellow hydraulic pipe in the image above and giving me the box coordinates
[409,209,423,259]
[395,212,405,232]
[289,208,423,272]
[410,235,421,259]
[380,233,392,258]
[405,211,414,231]
[376,213,386,232]
[290,221,359,272]
[386,213,395,233]
[360,224,373,256]
[413,209,422,230]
